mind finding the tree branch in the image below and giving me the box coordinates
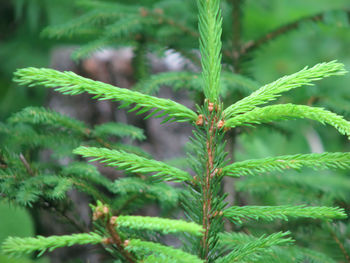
[237,9,350,58]
[19,153,34,176]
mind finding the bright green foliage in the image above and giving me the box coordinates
[116,216,204,236]
[225,104,350,138]
[74,146,192,182]
[197,0,222,102]
[2,233,104,257]
[223,205,347,224]
[125,239,204,263]
[216,231,293,262]
[224,152,350,177]
[224,61,346,118]
[14,68,197,123]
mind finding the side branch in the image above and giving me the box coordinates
[237,9,350,57]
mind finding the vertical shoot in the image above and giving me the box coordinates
[197,0,223,103]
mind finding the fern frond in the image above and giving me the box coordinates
[116,216,203,236]
[223,61,346,118]
[2,232,103,257]
[8,106,86,134]
[73,146,192,182]
[225,104,350,138]
[14,68,197,123]
[224,152,350,177]
[125,239,204,263]
[223,205,347,223]
[216,231,293,262]
[197,0,223,102]
[94,122,145,141]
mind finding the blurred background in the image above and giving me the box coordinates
[1,0,350,262]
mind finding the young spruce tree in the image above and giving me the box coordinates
[1,0,350,262]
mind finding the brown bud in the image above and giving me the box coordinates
[93,210,103,221]
[212,211,223,217]
[110,216,118,226]
[217,120,225,129]
[103,206,109,215]
[196,114,203,126]
[153,8,164,15]
[124,240,130,247]
[139,7,148,17]
[102,237,113,245]
[208,102,214,112]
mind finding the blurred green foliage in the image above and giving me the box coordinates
[0,201,48,263]
[0,0,77,119]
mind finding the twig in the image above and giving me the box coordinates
[115,193,139,215]
[326,222,350,263]
[19,153,34,176]
[106,216,135,263]
[201,103,221,261]
[238,9,350,58]
[231,0,245,71]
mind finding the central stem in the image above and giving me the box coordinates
[200,103,223,262]
[202,117,215,259]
